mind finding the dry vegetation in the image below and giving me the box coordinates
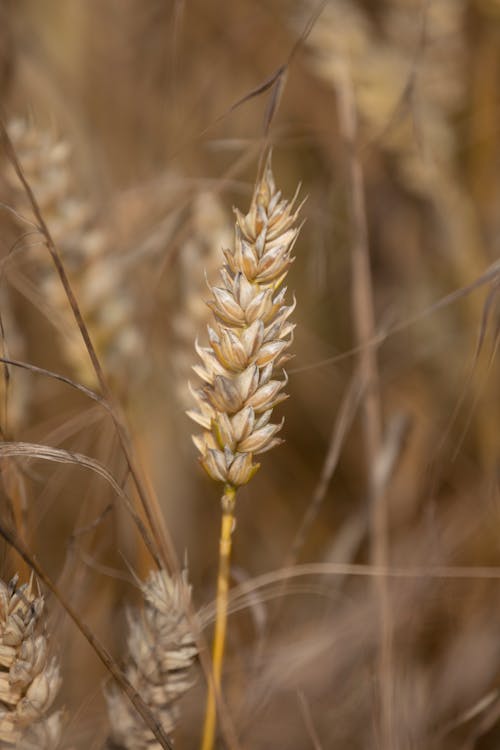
[0,0,499,748]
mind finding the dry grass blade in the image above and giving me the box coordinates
[332,51,392,748]
[296,689,324,750]
[0,356,107,409]
[0,119,175,573]
[0,441,159,566]
[288,370,364,565]
[290,260,500,374]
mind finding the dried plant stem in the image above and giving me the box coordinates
[1,124,242,750]
[332,58,392,747]
[0,120,173,571]
[201,484,237,750]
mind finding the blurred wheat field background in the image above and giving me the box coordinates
[0,0,499,748]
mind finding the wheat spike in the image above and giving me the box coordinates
[5,118,142,389]
[188,152,300,488]
[106,570,197,750]
[0,573,63,749]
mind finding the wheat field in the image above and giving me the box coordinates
[0,1,499,748]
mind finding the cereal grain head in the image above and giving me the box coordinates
[188,153,301,488]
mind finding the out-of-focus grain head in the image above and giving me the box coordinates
[106,569,198,749]
[0,573,63,748]
[4,118,143,390]
[304,0,467,190]
[172,192,232,410]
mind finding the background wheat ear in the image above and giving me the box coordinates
[105,568,197,750]
[0,573,63,749]
[188,151,303,750]
[5,117,143,392]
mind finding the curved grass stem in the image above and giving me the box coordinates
[201,485,237,750]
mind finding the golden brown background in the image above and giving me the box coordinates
[0,1,499,747]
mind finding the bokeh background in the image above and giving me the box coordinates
[0,0,499,747]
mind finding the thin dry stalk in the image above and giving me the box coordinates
[200,486,236,750]
[0,291,30,574]
[0,119,174,574]
[189,153,302,750]
[332,58,392,747]
[251,370,364,672]
[296,689,324,750]
[288,370,364,566]
[1,125,235,749]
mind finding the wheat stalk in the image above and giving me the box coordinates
[188,152,301,750]
[0,573,63,749]
[106,569,197,750]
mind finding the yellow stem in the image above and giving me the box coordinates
[201,485,236,750]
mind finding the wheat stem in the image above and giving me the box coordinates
[201,484,236,750]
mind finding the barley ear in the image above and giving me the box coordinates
[190,152,301,750]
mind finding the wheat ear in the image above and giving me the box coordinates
[0,573,63,749]
[6,118,141,389]
[106,569,197,750]
[188,152,301,750]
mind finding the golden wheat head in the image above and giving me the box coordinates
[188,153,301,489]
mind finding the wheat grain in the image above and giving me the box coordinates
[0,573,63,749]
[188,152,300,488]
[5,118,142,389]
[106,569,197,750]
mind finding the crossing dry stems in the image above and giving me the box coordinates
[0,1,499,748]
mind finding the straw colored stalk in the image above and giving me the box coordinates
[106,569,197,750]
[0,574,63,749]
[188,153,301,750]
